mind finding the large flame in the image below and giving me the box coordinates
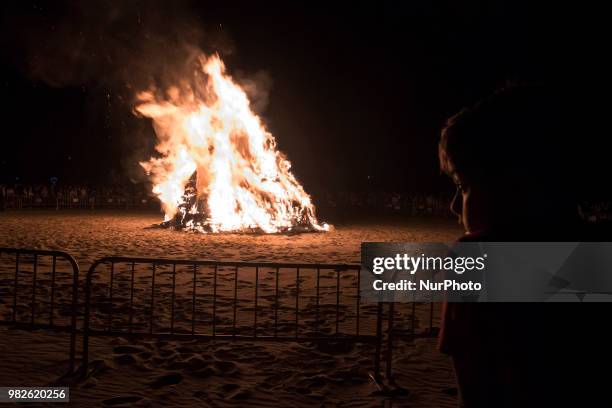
[137,53,328,233]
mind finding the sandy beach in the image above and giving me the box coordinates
[0,210,461,407]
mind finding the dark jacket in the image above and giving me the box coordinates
[439,224,612,407]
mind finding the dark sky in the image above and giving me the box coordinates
[0,1,609,197]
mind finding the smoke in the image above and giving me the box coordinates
[8,0,234,89]
[236,69,273,115]
[2,1,271,184]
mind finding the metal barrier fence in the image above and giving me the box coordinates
[81,257,387,379]
[0,248,79,373]
[0,249,440,384]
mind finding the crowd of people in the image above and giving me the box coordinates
[579,200,612,223]
[0,183,156,210]
[0,183,455,216]
[1,182,611,223]
[319,191,453,217]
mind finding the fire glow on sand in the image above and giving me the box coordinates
[137,53,329,234]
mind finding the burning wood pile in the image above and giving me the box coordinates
[157,171,325,233]
[138,53,328,233]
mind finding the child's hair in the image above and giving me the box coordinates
[439,83,571,195]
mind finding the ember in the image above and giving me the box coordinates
[137,53,329,233]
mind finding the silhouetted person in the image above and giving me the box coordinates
[438,84,611,407]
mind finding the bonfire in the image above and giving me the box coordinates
[137,53,328,234]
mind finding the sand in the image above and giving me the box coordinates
[0,210,462,407]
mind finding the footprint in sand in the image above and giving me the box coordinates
[113,345,145,354]
[213,360,238,375]
[114,354,137,365]
[148,372,183,389]
[102,396,148,406]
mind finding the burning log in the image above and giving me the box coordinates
[157,171,205,230]
[156,171,326,234]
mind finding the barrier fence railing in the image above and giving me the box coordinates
[0,248,79,374]
[80,257,388,379]
[0,248,440,384]
[383,280,441,382]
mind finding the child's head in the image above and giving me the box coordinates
[439,84,576,234]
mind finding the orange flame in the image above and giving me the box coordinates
[137,53,328,233]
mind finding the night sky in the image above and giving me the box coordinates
[1,1,609,198]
